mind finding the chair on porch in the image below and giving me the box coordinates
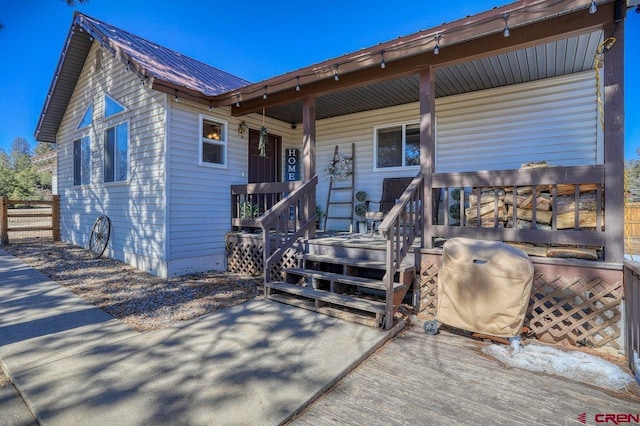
[365,177,414,233]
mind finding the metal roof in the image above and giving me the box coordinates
[35,12,251,142]
[36,1,620,141]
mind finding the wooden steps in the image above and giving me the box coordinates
[267,293,381,327]
[285,267,405,291]
[266,281,386,314]
[301,253,415,273]
[264,223,418,328]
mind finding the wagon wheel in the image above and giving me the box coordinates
[89,215,111,259]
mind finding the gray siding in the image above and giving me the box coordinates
[436,71,600,172]
[57,43,168,275]
[167,103,295,275]
[317,72,600,231]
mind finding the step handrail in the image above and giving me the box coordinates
[378,172,424,329]
[259,175,318,285]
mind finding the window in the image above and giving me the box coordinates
[73,136,91,185]
[77,103,93,129]
[200,115,227,166]
[104,94,125,118]
[374,122,420,169]
[104,122,128,182]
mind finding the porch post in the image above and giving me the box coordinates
[419,67,435,249]
[303,96,316,239]
[603,19,624,263]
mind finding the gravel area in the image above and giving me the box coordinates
[3,240,263,331]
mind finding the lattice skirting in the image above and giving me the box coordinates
[529,273,623,349]
[226,234,302,279]
[418,254,623,350]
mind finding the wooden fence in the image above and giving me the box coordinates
[626,202,640,255]
[0,195,60,244]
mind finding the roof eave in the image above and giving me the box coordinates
[218,0,615,114]
[35,12,91,142]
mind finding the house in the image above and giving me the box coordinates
[36,1,633,356]
[32,149,58,196]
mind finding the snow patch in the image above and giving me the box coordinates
[482,342,634,391]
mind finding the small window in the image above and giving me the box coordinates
[73,136,91,185]
[200,116,227,166]
[77,103,93,129]
[104,94,126,118]
[104,122,129,182]
[374,122,420,169]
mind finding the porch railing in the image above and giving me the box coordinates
[231,181,302,230]
[259,175,318,284]
[624,259,640,377]
[378,172,424,329]
[432,165,605,249]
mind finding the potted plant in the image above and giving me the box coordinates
[449,188,461,225]
[239,201,259,220]
[316,205,324,230]
[354,190,368,233]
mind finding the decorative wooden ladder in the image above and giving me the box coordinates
[323,144,355,231]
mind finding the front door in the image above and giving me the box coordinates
[248,129,281,184]
[248,129,282,213]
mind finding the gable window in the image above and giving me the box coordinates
[200,115,227,166]
[374,122,420,169]
[104,122,129,182]
[104,94,126,118]
[73,135,91,185]
[77,103,93,129]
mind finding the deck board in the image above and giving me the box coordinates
[289,326,640,425]
[266,281,387,314]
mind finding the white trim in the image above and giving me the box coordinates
[73,133,92,187]
[198,113,228,169]
[76,101,94,130]
[163,94,171,262]
[372,120,420,171]
[103,118,131,183]
[103,93,127,119]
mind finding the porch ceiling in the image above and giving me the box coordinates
[263,30,603,125]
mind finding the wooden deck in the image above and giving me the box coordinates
[289,325,640,425]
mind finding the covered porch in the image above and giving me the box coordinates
[221,0,627,360]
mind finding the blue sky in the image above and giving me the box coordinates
[0,1,638,159]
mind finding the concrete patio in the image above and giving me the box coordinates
[0,249,399,425]
[2,247,639,425]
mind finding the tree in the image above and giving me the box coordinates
[0,149,15,197]
[0,137,53,200]
[625,148,640,202]
[10,137,32,171]
[35,141,56,156]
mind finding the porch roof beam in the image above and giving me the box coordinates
[225,2,614,116]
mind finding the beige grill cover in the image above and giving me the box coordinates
[437,238,534,337]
